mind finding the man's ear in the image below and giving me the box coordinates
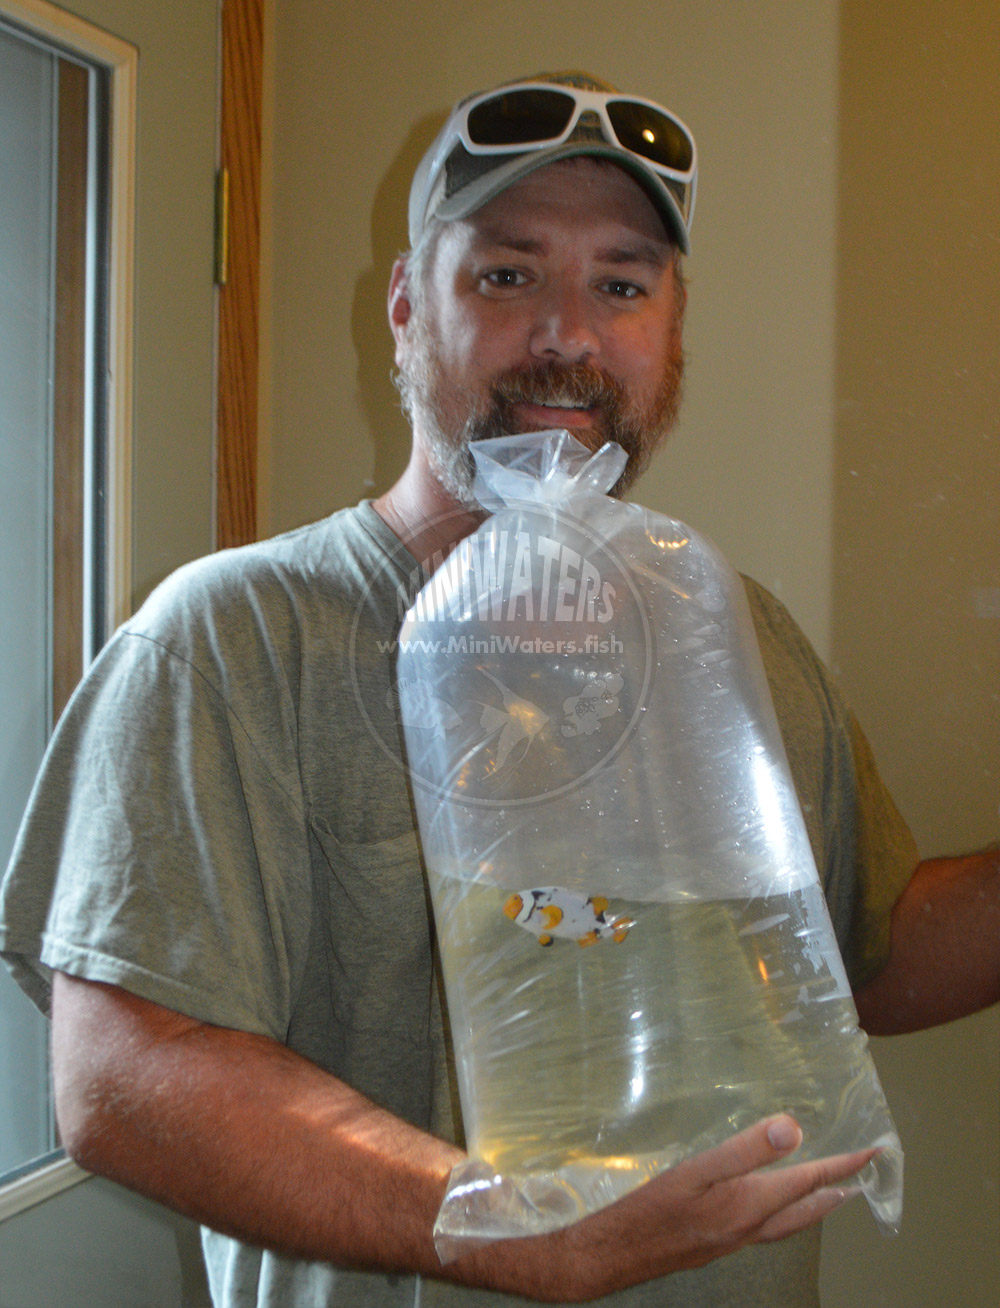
[388,257,414,363]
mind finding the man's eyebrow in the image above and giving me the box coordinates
[470,231,546,256]
[469,230,671,269]
[597,242,672,269]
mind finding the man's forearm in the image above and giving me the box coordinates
[854,849,1000,1034]
[51,972,460,1276]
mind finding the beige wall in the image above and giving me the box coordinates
[824,2,999,1305]
[261,2,998,1303]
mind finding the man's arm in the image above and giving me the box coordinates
[854,849,1000,1035]
[52,972,871,1302]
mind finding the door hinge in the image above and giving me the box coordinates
[214,167,230,286]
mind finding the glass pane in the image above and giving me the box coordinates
[0,20,108,1179]
[0,22,58,1179]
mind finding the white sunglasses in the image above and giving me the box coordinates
[452,82,697,229]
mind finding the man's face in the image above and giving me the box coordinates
[392,157,686,505]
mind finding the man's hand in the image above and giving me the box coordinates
[454,1117,870,1301]
[52,972,870,1302]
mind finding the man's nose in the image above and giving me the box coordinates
[528,285,599,363]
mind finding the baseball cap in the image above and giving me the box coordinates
[407,71,697,254]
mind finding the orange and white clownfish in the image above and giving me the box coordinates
[502,886,634,947]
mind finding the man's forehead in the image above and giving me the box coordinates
[443,157,675,254]
[456,225,674,275]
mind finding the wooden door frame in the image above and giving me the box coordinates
[216,0,263,549]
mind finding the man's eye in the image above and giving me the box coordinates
[484,268,529,289]
[602,280,644,300]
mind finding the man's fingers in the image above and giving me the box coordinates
[771,1146,876,1201]
[747,1145,876,1235]
[674,1115,804,1189]
[552,1132,877,1296]
[663,1126,877,1251]
[756,1184,862,1242]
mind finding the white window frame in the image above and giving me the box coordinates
[0,0,136,1217]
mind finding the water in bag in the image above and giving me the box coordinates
[396,431,902,1256]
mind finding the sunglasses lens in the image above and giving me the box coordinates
[467,88,576,146]
[607,101,693,173]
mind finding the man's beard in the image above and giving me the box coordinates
[395,318,685,507]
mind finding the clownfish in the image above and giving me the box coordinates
[502,886,634,947]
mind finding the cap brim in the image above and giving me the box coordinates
[431,141,691,255]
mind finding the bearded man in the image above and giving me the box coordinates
[1,71,996,1308]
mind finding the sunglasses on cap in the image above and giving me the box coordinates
[453,82,697,230]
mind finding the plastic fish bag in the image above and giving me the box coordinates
[396,430,903,1261]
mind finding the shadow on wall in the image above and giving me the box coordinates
[351,109,449,497]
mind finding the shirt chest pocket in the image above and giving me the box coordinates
[309,819,434,1040]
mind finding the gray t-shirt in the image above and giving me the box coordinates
[0,502,917,1308]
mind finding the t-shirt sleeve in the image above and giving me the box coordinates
[0,616,313,1039]
[834,707,918,989]
[742,578,918,990]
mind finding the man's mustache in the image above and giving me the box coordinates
[490,362,626,413]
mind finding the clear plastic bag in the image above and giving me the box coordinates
[396,431,903,1261]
